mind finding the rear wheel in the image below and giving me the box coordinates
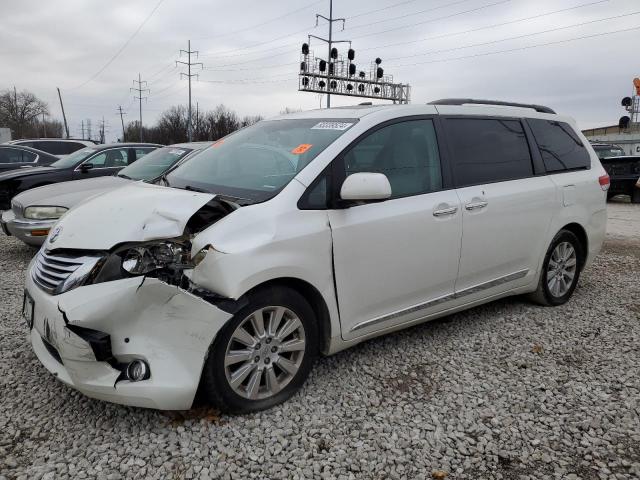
[201,286,318,413]
[632,188,640,204]
[529,230,583,306]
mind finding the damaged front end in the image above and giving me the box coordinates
[25,185,243,410]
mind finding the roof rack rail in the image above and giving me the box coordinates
[428,98,556,114]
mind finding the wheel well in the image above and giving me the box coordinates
[560,222,588,266]
[243,278,332,355]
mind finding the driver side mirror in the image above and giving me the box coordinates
[79,163,94,173]
[340,172,392,202]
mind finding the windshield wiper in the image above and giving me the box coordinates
[118,173,132,180]
[184,185,208,193]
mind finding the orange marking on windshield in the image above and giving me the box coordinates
[291,144,312,154]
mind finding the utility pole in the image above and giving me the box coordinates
[99,116,105,144]
[117,106,127,142]
[81,120,85,140]
[310,0,346,108]
[86,119,92,141]
[177,40,203,142]
[42,113,47,137]
[57,87,70,138]
[195,101,199,140]
[131,73,149,142]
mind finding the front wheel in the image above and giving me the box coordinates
[529,230,583,306]
[201,286,318,413]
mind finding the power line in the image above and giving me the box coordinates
[351,0,513,40]
[195,0,324,40]
[346,0,475,32]
[73,0,166,89]
[347,0,423,20]
[396,24,640,71]
[384,10,640,65]
[357,0,610,53]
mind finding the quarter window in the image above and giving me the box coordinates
[446,118,533,187]
[341,119,442,198]
[528,119,590,172]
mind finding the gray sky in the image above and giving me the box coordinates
[1,0,638,141]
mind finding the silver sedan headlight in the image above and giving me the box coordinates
[24,206,68,220]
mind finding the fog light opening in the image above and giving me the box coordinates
[30,229,50,237]
[126,359,150,382]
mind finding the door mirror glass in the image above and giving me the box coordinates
[80,163,94,172]
[340,172,391,201]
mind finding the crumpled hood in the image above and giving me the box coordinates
[13,176,132,211]
[45,182,214,250]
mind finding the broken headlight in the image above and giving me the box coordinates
[121,241,191,275]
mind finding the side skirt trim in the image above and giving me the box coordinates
[350,269,529,332]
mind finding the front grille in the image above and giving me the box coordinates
[32,250,103,295]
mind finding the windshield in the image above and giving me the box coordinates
[118,146,197,181]
[50,148,97,168]
[166,118,357,202]
[593,146,625,159]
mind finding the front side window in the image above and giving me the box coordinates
[51,148,96,168]
[120,147,193,181]
[166,118,356,203]
[528,119,590,172]
[446,118,533,187]
[341,119,442,198]
[87,149,129,168]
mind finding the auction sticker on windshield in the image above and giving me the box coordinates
[291,144,313,154]
[311,121,354,130]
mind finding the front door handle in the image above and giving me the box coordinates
[433,206,458,217]
[465,201,488,211]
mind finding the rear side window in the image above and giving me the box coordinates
[0,148,37,163]
[34,141,84,155]
[446,118,533,187]
[528,119,590,172]
[342,119,443,198]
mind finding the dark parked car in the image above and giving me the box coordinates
[0,145,60,173]
[601,155,640,203]
[0,143,161,210]
[6,138,98,156]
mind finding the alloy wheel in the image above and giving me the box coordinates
[224,306,306,400]
[546,241,577,297]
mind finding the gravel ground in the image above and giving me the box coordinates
[1,202,639,480]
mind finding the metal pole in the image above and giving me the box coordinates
[42,113,47,137]
[57,88,70,139]
[81,120,85,140]
[188,40,192,142]
[327,0,332,109]
[139,73,143,142]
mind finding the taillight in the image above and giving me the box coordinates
[599,174,610,191]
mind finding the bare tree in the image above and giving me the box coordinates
[0,88,49,138]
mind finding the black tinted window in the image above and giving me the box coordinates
[528,119,590,172]
[34,141,84,155]
[0,148,35,163]
[446,118,533,187]
[342,119,442,198]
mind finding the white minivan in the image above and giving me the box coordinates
[23,100,608,412]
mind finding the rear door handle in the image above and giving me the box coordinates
[433,206,458,217]
[465,201,488,211]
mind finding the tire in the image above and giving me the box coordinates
[529,230,583,306]
[632,188,640,204]
[201,286,318,413]
[606,192,616,201]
